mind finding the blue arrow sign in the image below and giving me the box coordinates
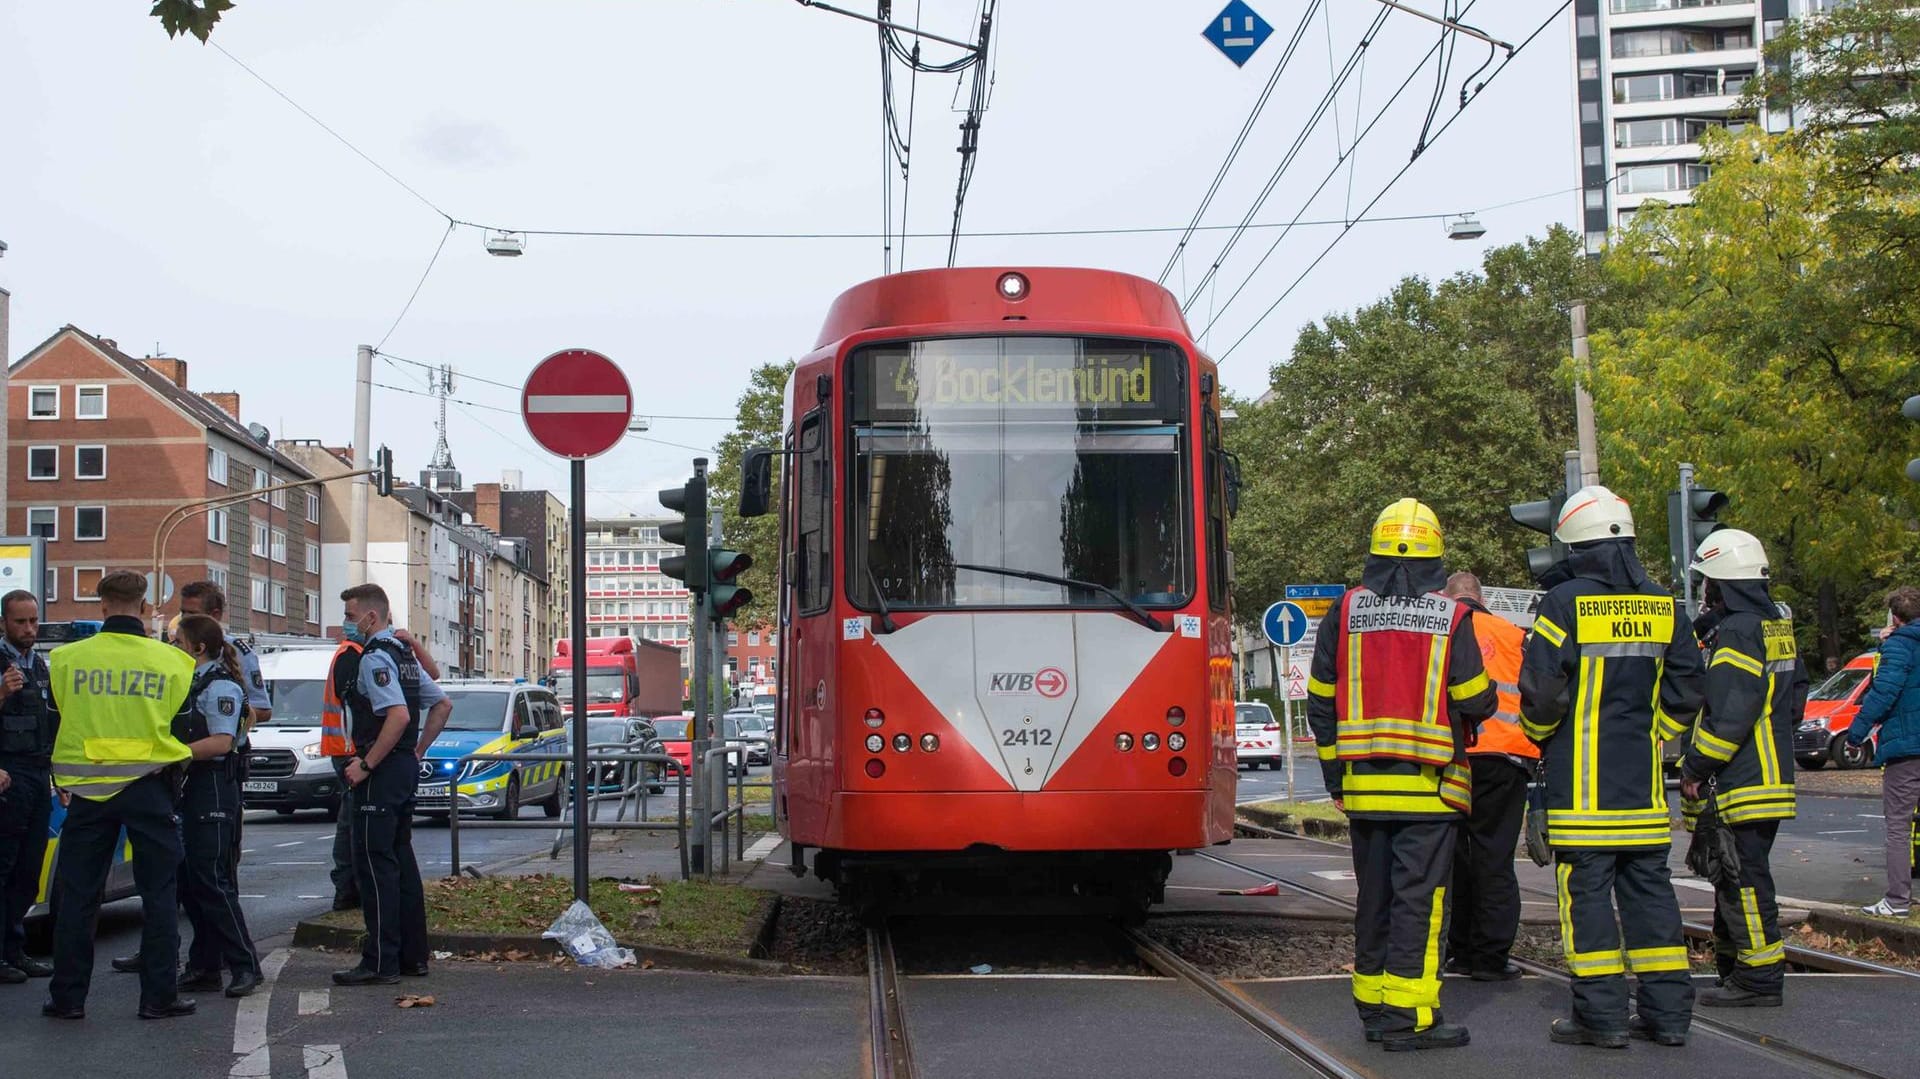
[1285,584,1345,600]
[1203,1,1274,68]
[1263,600,1310,647]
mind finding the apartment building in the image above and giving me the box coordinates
[279,441,434,638]
[584,516,694,675]
[8,327,322,630]
[444,471,563,675]
[1573,0,1804,246]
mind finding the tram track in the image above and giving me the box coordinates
[1197,846,1893,1079]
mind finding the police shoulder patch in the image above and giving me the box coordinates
[252,671,265,688]
[218,696,237,716]
[373,668,392,688]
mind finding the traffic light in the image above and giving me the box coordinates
[706,549,754,619]
[1666,484,1728,587]
[1904,395,1920,482]
[374,445,394,497]
[659,466,709,592]
[1509,488,1569,583]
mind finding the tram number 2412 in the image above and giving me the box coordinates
[1001,728,1055,747]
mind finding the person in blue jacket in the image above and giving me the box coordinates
[1847,587,1920,916]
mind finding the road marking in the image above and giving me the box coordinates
[1819,829,1869,835]
[1310,869,1356,881]
[271,861,327,866]
[1861,814,1886,819]
[298,990,330,1016]
[298,894,326,900]
[276,841,305,848]
[240,894,267,899]
[744,834,781,861]
[304,1044,348,1079]
[230,948,291,1077]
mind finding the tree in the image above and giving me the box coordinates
[152,0,235,41]
[1589,130,1920,661]
[707,361,795,629]
[1226,229,1608,616]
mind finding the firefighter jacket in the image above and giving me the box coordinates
[47,615,194,802]
[1518,540,1705,849]
[1681,581,1807,827]
[1307,556,1498,820]
[1460,599,1538,761]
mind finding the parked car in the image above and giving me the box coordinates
[726,709,771,765]
[416,681,570,819]
[567,715,667,794]
[1795,654,1878,771]
[1235,701,1284,770]
[243,646,348,818]
[653,714,753,776]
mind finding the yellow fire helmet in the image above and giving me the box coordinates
[1370,498,1445,558]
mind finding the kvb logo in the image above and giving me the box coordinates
[1034,667,1068,699]
[986,667,1071,698]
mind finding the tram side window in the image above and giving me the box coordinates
[1203,407,1228,612]
[797,411,832,614]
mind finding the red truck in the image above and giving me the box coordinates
[552,636,682,718]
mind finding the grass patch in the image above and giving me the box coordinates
[315,874,766,957]
[743,812,776,834]
[1246,799,1347,824]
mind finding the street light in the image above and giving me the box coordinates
[1446,215,1487,241]
[484,230,526,257]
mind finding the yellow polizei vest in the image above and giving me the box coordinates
[49,630,194,801]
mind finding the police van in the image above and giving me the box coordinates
[241,646,348,818]
[416,679,569,819]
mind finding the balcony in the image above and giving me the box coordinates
[1609,0,1757,30]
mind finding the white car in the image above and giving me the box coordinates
[1235,701,1284,770]
[243,646,349,818]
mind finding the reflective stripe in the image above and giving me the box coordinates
[1381,971,1440,1009]
[1584,642,1667,658]
[1345,629,1365,723]
[1421,635,1448,727]
[1739,941,1785,967]
[1566,949,1627,976]
[1737,886,1780,966]
[1343,792,1453,815]
[1352,971,1385,1005]
[1533,617,1567,647]
[1556,862,1579,969]
[53,775,146,798]
[1448,671,1490,701]
[1765,660,1798,674]
[1315,743,1337,761]
[1710,649,1764,677]
[1307,676,1336,699]
[1494,680,1521,697]
[1626,946,1689,973]
[55,760,165,778]
[1692,725,1741,762]
[1522,716,1558,742]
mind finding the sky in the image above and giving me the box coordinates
[0,0,1577,518]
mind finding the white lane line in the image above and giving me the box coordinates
[297,895,326,900]
[239,894,267,899]
[305,1044,348,1079]
[241,849,256,855]
[271,861,327,866]
[1819,829,1869,835]
[275,841,306,848]
[744,834,781,861]
[298,990,330,1016]
[231,947,291,1078]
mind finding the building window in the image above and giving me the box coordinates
[209,509,229,545]
[75,384,107,419]
[1586,230,1609,255]
[28,386,60,419]
[271,529,288,564]
[748,630,761,646]
[27,446,57,481]
[208,446,228,484]
[727,631,739,646]
[1579,57,1599,81]
[306,591,320,624]
[27,508,56,541]
[1585,188,1607,209]
[73,567,103,601]
[209,565,228,593]
[271,485,286,509]
[251,521,270,557]
[254,467,269,501]
[305,542,320,574]
[307,491,320,520]
[75,445,106,480]
[74,506,106,541]
[252,579,269,612]
[44,568,57,603]
[1576,15,1596,37]
[270,583,287,616]
[1584,145,1604,167]
[1580,101,1600,124]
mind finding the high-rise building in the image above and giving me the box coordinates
[584,516,694,677]
[1572,0,1798,249]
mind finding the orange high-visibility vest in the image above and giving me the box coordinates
[1467,607,1539,760]
[321,639,363,757]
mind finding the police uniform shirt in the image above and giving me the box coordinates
[0,635,56,756]
[356,630,449,714]
[228,634,270,714]
[194,661,247,743]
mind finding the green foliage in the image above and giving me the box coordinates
[152,0,234,42]
[1226,229,1606,617]
[708,362,795,630]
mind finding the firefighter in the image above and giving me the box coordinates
[1681,529,1806,1006]
[1441,571,1537,982]
[1519,486,1705,1049]
[1307,499,1497,1053]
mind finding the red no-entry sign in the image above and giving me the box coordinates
[521,348,633,459]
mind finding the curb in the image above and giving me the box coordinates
[1806,908,1920,959]
[291,918,792,976]
[1792,784,1883,802]
[748,893,783,960]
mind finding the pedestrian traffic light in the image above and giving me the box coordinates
[1509,488,1568,582]
[1666,484,1728,587]
[706,548,753,619]
[374,444,394,497]
[659,464,709,593]
[1904,395,1920,482]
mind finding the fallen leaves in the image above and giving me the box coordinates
[395,994,436,1009]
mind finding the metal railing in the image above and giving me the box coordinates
[445,749,689,880]
[702,737,773,881]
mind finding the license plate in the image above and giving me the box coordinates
[240,780,278,793]
[418,784,448,798]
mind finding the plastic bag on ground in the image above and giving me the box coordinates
[542,899,636,969]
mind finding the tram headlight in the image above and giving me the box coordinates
[1142,732,1160,752]
[866,734,885,753]
[1166,706,1185,727]
[920,733,939,752]
[892,733,912,752]
[996,271,1030,301]
[1168,732,1186,752]
[1116,733,1134,752]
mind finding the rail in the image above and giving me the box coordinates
[444,748,689,881]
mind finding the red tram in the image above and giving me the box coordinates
[736,266,1238,915]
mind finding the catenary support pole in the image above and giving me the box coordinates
[1571,303,1600,488]
[350,344,373,583]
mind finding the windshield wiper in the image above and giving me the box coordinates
[865,564,899,633]
[952,563,1167,632]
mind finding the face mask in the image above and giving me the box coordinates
[342,620,368,644]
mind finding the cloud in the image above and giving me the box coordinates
[410,114,519,168]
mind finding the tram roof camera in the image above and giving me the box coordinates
[484,230,526,257]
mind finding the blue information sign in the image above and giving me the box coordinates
[1262,601,1310,648]
[1285,584,1345,601]
[1202,1,1274,68]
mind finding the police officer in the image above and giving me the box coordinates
[178,581,272,727]
[1307,499,1497,1052]
[1519,487,1705,1049]
[1681,530,1806,1007]
[44,570,198,1021]
[0,590,58,983]
[334,584,452,986]
[326,627,440,912]
[169,614,263,997]
[1441,571,1538,982]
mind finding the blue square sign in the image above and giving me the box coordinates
[1203,1,1274,68]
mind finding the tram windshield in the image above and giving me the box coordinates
[847,337,1192,611]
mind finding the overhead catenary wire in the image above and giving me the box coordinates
[375,351,739,420]
[373,220,456,351]
[946,0,997,267]
[1215,0,1576,365]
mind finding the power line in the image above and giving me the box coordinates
[373,220,455,351]
[946,0,997,267]
[375,351,738,420]
[376,369,718,455]
[1156,0,1326,286]
[1217,0,1574,365]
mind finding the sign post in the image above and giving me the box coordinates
[521,348,633,902]
[1262,601,1309,801]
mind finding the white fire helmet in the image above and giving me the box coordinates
[1553,485,1636,544]
[1691,528,1769,580]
